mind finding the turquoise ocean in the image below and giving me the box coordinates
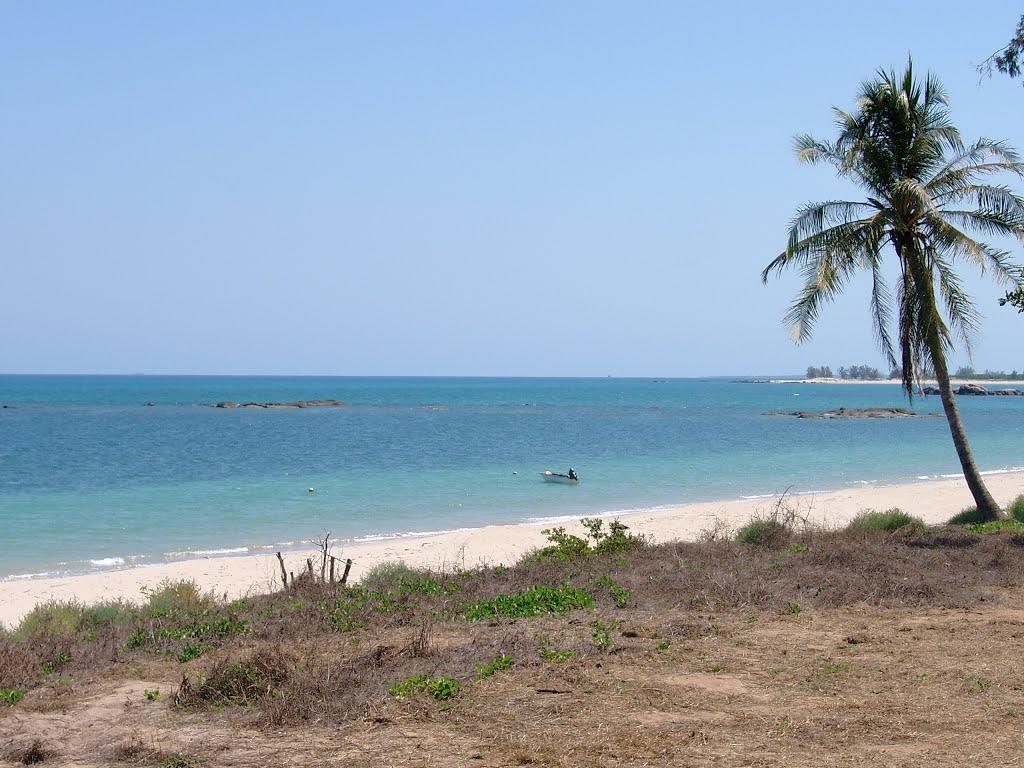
[1,375,1022,579]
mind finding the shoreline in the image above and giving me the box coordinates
[771,377,1024,386]
[2,471,1023,629]
[6,461,1023,583]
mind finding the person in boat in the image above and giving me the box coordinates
[568,468,578,481]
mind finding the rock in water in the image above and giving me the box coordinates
[957,384,989,396]
[765,407,936,420]
[208,399,346,409]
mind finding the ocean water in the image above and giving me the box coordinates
[1,375,1022,579]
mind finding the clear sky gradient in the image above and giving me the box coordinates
[2,2,1022,376]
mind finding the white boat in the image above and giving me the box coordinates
[541,469,579,485]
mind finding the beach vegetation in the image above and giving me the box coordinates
[462,585,594,621]
[736,519,790,547]
[174,648,290,709]
[11,521,1024,748]
[962,518,1024,534]
[522,518,646,564]
[360,560,419,590]
[1009,495,1024,522]
[593,574,631,608]
[589,619,613,650]
[762,59,1024,522]
[14,601,86,641]
[388,674,460,701]
[536,647,577,663]
[847,508,925,533]
[114,741,201,767]
[0,688,25,706]
[40,650,72,674]
[474,653,513,680]
[177,643,208,663]
[948,506,987,525]
[15,742,47,765]
[144,580,217,618]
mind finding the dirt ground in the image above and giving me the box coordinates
[4,587,1024,767]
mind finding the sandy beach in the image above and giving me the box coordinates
[2,471,1022,630]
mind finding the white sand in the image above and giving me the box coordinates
[2,472,1022,629]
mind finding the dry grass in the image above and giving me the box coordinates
[3,519,1024,766]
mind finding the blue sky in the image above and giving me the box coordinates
[2,2,1022,375]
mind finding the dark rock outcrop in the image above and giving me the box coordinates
[957,384,989,396]
[211,399,346,409]
[921,383,1023,396]
[765,406,937,419]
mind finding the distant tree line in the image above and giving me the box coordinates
[953,366,1023,381]
[805,364,883,380]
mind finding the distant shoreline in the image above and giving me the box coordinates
[770,377,1024,386]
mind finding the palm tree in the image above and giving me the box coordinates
[763,60,1024,521]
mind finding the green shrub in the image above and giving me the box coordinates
[40,650,72,674]
[475,654,513,680]
[736,519,789,547]
[389,674,460,701]
[396,576,461,598]
[361,561,419,590]
[462,586,594,621]
[948,507,987,525]
[14,601,85,640]
[585,518,646,556]
[177,643,208,663]
[0,688,25,707]
[82,600,136,628]
[174,648,290,709]
[593,575,630,608]
[963,518,1024,534]
[524,527,590,563]
[847,508,924,533]
[321,599,366,633]
[590,619,613,650]
[523,518,646,563]
[1009,495,1024,523]
[144,581,216,618]
[200,661,266,705]
[536,634,574,662]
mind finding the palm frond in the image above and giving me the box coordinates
[868,254,897,369]
[931,251,981,352]
[925,214,1024,284]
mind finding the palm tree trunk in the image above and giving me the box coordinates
[899,242,1003,521]
[927,341,1002,521]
